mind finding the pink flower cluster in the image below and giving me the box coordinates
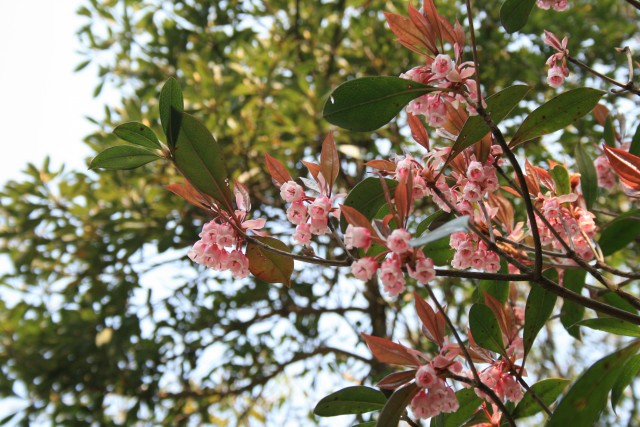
[280,180,338,246]
[595,154,617,189]
[450,231,501,273]
[534,194,597,261]
[401,49,479,125]
[188,220,250,279]
[411,348,463,419]
[349,229,436,296]
[543,31,569,88]
[536,0,568,11]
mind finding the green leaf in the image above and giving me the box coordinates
[550,165,571,196]
[611,355,640,411]
[159,77,184,149]
[340,177,398,232]
[415,211,452,236]
[598,209,640,256]
[500,0,537,33]
[469,304,506,355]
[409,216,469,247]
[422,237,455,267]
[560,269,586,339]
[546,342,640,427]
[603,116,615,147]
[513,378,569,419]
[173,111,233,208]
[450,85,530,161]
[523,280,557,360]
[246,236,294,287]
[475,260,509,303]
[572,318,640,337]
[630,122,640,156]
[113,122,162,149]
[509,88,605,147]
[574,143,598,210]
[429,388,483,427]
[376,383,420,427]
[313,386,386,417]
[89,145,161,170]
[323,77,437,132]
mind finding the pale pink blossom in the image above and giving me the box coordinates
[293,223,312,246]
[280,180,304,203]
[308,196,332,220]
[351,257,378,281]
[467,161,485,182]
[387,229,412,254]
[286,201,308,225]
[227,250,250,279]
[547,65,565,88]
[408,253,436,284]
[309,216,329,235]
[379,257,405,296]
[432,54,453,78]
[415,364,438,389]
[344,225,372,250]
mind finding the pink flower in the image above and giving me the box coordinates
[293,223,312,246]
[379,257,405,296]
[463,181,482,202]
[408,253,436,284]
[308,196,332,220]
[280,180,304,202]
[432,54,453,78]
[309,216,329,235]
[351,257,378,281]
[286,201,308,225]
[415,364,438,389]
[387,229,412,254]
[214,223,236,247]
[227,250,250,279]
[411,389,438,419]
[344,225,372,250]
[467,161,485,182]
[547,65,565,88]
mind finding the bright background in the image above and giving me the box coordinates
[0,0,116,186]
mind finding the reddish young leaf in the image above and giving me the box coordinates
[264,153,292,186]
[362,333,421,367]
[603,145,640,189]
[484,292,512,342]
[393,175,411,227]
[407,113,430,150]
[340,204,376,234]
[320,131,340,195]
[165,181,211,210]
[364,159,397,172]
[377,370,418,390]
[407,3,438,55]
[246,236,294,287]
[414,292,445,346]
[233,180,251,212]
[383,12,431,56]
[593,103,610,126]
[301,160,321,182]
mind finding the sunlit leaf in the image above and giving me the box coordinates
[314,386,386,417]
[572,318,640,337]
[246,236,294,287]
[323,77,437,132]
[320,131,340,192]
[409,216,469,247]
[602,144,640,190]
[509,88,605,147]
[362,333,421,367]
[550,164,571,196]
[113,122,162,150]
[546,342,640,427]
[89,145,161,170]
[159,77,184,149]
[524,278,557,360]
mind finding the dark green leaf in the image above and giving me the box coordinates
[429,388,483,427]
[323,77,437,132]
[574,143,598,210]
[560,269,586,339]
[376,383,420,427]
[314,386,386,417]
[630,123,640,156]
[89,145,161,170]
[546,342,640,427]
[415,211,452,236]
[340,177,398,232]
[513,378,569,419]
[603,116,615,147]
[113,122,162,149]
[598,209,640,256]
[74,59,91,72]
[572,318,640,337]
[159,77,184,149]
[422,237,455,266]
[510,88,605,147]
[246,236,294,287]
[500,0,537,33]
[173,111,233,208]
[475,260,509,303]
[450,85,530,162]
[469,304,506,355]
[611,355,640,411]
[409,216,469,247]
[523,280,557,360]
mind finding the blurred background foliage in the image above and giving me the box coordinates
[0,0,639,425]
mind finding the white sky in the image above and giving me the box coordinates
[0,0,116,186]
